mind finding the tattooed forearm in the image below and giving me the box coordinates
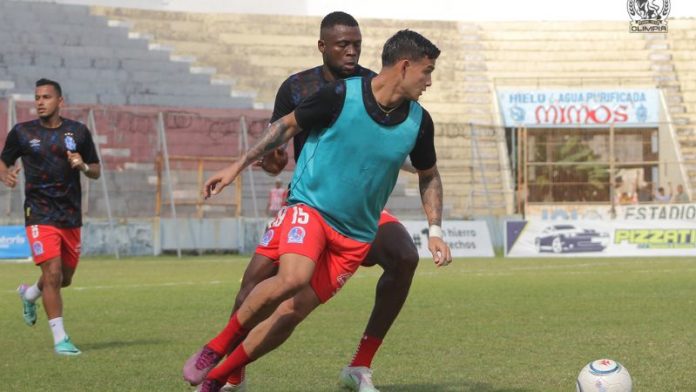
[243,117,297,166]
[419,166,443,226]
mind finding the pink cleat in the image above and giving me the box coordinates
[183,345,223,386]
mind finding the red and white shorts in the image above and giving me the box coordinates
[25,225,81,268]
[256,205,371,303]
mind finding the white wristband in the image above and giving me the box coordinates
[429,224,443,238]
[80,163,89,173]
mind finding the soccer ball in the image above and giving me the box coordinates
[576,359,632,392]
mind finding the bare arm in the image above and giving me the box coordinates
[241,114,300,168]
[67,151,101,180]
[417,164,451,267]
[204,113,302,198]
[0,160,21,188]
[418,164,443,226]
[82,163,101,180]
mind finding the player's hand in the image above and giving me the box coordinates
[253,148,288,176]
[67,151,86,171]
[203,162,242,199]
[428,236,452,267]
[0,165,21,188]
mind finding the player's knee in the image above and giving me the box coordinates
[385,245,419,279]
[399,246,419,274]
[276,275,309,296]
[61,276,72,287]
[43,269,63,287]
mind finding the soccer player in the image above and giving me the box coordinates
[185,29,450,392]
[0,78,101,355]
[218,12,423,392]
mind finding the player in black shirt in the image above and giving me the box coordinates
[217,13,428,392]
[0,78,100,356]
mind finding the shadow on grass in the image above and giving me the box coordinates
[377,382,531,392]
[79,338,168,351]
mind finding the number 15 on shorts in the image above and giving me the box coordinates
[270,205,310,228]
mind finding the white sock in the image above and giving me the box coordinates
[24,283,42,302]
[49,317,67,344]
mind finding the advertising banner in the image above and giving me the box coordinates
[400,220,494,258]
[506,220,696,257]
[497,89,660,128]
[0,226,31,259]
[525,203,696,222]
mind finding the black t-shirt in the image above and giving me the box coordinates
[293,76,437,171]
[271,65,376,162]
[1,118,100,228]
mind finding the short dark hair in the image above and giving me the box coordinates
[381,30,440,67]
[320,11,359,32]
[36,78,62,96]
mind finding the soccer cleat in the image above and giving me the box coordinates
[54,336,81,356]
[17,284,37,326]
[339,366,380,392]
[220,380,246,392]
[197,379,224,392]
[183,345,223,386]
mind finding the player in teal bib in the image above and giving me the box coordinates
[288,76,422,242]
[192,30,451,392]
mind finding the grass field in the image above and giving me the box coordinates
[1,255,695,391]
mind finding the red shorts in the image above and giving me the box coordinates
[256,205,371,303]
[25,225,81,268]
[378,210,400,226]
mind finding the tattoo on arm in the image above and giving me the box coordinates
[243,117,296,167]
[419,166,443,226]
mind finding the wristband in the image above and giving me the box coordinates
[80,163,89,173]
[429,224,443,238]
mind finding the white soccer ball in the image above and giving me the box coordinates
[576,359,632,392]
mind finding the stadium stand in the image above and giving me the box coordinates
[3,0,696,219]
[0,0,253,109]
[668,19,696,187]
[89,7,510,217]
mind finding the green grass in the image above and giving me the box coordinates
[1,255,695,391]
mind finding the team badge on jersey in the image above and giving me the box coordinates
[287,226,306,244]
[260,229,274,246]
[30,138,41,151]
[32,241,44,256]
[64,135,77,151]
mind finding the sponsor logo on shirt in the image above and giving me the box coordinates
[30,138,41,151]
